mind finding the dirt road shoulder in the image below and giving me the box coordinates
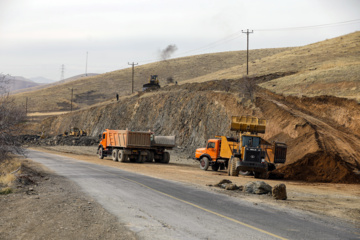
[0,157,136,240]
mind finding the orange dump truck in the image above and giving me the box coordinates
[97,129,175,163]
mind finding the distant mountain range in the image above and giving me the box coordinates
[0,74,41,93]
[0,73,98,93]
[29,76,55,84]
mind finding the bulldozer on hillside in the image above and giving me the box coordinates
[195,116,287,178]
[142,75,160,91]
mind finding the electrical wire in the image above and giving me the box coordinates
[255,19,360,31]
[123,18,360,67]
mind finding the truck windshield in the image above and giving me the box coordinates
[242,136,260,147]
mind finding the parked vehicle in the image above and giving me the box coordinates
[97,129,175,163]
[195,116,287,178]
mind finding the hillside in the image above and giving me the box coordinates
[12,48,290,112]
[183,32,360,101]
[20,32,360,184]
[31,77,360,183]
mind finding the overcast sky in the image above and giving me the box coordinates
[1,0,359,81]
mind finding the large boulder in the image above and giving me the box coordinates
[244,181,272,194]
[272,183,287,200]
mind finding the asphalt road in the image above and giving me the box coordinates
[26,149,359,240]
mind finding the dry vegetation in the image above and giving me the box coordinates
[0,159,21,194]
[11,48,291,112]
[11,32,360,115]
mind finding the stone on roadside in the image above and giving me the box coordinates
[244,181,272,194]
[272,183,287,200]
[215,179,232,187]
[224,183,238,190]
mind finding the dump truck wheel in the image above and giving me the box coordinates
[200,157,209,170]
[211,163,219,171]
[228,157,239,176]
[112,149,119,161]
[161,152,170,164]
[118,150,126,162]
[145,151,153,162]
[147,151,154,162]
[98,147,104,159]
[136,152,146,163]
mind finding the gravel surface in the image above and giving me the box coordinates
[0,158,136,240]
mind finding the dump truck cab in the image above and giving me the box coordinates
[195,139,221,160]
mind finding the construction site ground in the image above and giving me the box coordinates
[27,147,360,226]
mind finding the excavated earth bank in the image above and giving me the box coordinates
[31,75,360,183]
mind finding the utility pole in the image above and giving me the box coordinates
[85,51,88,76]
[70,88,73,112]
[128,62,138,94]
[61,64,65,80]
[25,97,28,115]
[242,29,253,75]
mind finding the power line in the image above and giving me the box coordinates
[116,19,360,69]
[255,19,360,31]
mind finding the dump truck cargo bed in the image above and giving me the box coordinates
[106,130,152,148]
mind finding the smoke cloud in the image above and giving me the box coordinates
[159,44,178,61]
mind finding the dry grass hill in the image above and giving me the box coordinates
[12,32,360,113]
[17,32,360,184]
[12,48,291,112]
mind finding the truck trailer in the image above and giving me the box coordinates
[97,129,175,163]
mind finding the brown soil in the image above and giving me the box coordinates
[23,78,360,184]
[274,152,360,183]
[0,157,136,240]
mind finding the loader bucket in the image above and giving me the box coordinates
[231,116,266,133]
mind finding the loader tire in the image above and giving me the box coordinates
[228,157,239,176]
[200,157,210,171]
[112,149,119,162]
[118,150,127,162]
[98,147,104,159]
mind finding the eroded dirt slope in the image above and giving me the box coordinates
[32,75,360,183]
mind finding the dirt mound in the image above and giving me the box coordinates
[275,152,360,184]
[20,135,99,146]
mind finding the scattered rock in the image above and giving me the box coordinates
[244,181,272,195]
[272,183,287,200]
[224,184,238,190]
[213,179,242,191]
[215,179,232,186]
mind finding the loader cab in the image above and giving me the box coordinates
[241,135,260,148]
